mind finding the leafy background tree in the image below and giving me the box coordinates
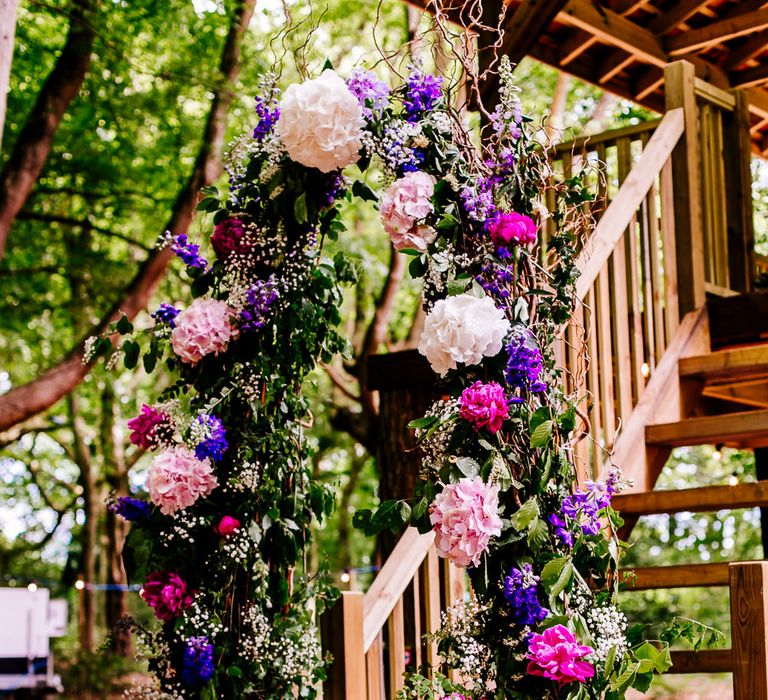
[0,0,763,697]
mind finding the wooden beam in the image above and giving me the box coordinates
[613,481,768,516]
[559,29,598,66]
[732,63,768,88]
[646,408,768,448]
[598,49,635,84]
[559,0,667,67]
[669,649,734,674]
[622,562,731,590]
[480,0,570,100]
[666,8,768,56]
[730,562,768,698]
[723,29,768,71]
[649,0,711,35]
[634,67,664,100]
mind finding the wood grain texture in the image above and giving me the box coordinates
[613,481,768,515]
[622,562,730,590]
[730,561,768,698]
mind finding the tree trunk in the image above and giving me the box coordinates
[101,383,131,656]
[0,0,256,433]
[0,0,20,153]
[71,391,97,653]
[0,0,97,259]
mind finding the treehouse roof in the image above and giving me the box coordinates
[413,0,768,154]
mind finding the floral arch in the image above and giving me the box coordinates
[106,56,699,700]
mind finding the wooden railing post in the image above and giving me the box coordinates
[723,89,756,293]
[322,591,367,700]
[729,561,768,699]
[665,60,706,316]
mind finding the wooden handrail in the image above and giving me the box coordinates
[551,118,661,154]
[574,107,685,301]
[362,527,434,651]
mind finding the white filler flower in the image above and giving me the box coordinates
[278,69,365,173]
[418,293,511,376]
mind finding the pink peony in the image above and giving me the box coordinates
[127,404,167,450]
[429,476,502,568]
[211,217,248,259]
[380,171,437,252]
[215,515,241,537]
[141,571,195,622]
[146,446,218,515]
[459,381,509,433]
[488,211,537,247]
[526,625,595,685]
[171,298,235,365]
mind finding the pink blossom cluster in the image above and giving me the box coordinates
[430,476,502,567]
[171,297,235,365]
[141,571,195,622]
[459,381,509,433]
[526,624,595,685]
[127,403,167,450]
[215,515,241,536]
[146,446,219,515]
[380,171,437,252]
[488,211,537,248]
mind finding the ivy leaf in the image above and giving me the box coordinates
[115,314,133,335]
[123,340,140,370]
[530,420,553,448]
[509,498,539,531]
[527,517,549,551]
[142,351,157,374]
[455,457,480,478]
[351,180,377,202]
[408,416,439,430]
[294,193,308,224]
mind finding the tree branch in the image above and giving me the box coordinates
[0,0,256,432]
[0,0,98,259]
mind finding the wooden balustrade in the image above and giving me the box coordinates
[322,528,466,699]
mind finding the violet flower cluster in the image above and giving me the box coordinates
[181,635,215,687]
[152,303,180,328]
[190,414,228,463]
[172,234,208,270]
[503,563,549,626]
[240,278,279,332]
[504,326,546,397]
[403,66,442,121]
[347,68,389,118]
[253,95,280,141]
[109,496,152,522]
[550,476,617,548]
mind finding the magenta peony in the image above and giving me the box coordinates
[146,446,218,515]
[141,571,195,622]
[215,515,241,537]
[488,211,537,247]
[430,476,503,567]
[526,624,595,685]
[211,217,247,259]
[380,171,437,251]
[171,298,235,365]
[459,381,509,433]
[127,404,166,450]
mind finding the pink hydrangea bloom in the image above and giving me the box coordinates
[127,404,166,450]
[141,571,194,622]
[459,381,509,433]
[488,212,537,247]
[211,217,248,259]
[171,298,234,365]
[380,171,437,252]
[215,515,241,537]
[146,446,218,515]
[429,476,502,568]
[439,695,469,700]
[526,624,595,685]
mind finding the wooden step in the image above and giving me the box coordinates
[669,649,733,674]
[622,562,730,590]
[646,409,768,448]
[680,346,768,382]
[612,481,768,516]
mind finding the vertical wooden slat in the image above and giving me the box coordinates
[569,301,588,481]
[723,90,755,293]
[730,562,768,699]
[585,286,602,477]
[596,268,616,449]
[411,569,422,670]
[699,103,716,285]
[665,60,706,316]
[712,108,730,289]
[366,632,385,700]
[660,158,679,341]
[420,548,441,671]
[647,182,665,361]
[322,592,367,700]
[387,598,406,694]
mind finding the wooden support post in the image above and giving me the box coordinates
[322,591,367,700]
[665,61,706,316]
[756,448,768,557]
[729,561,768,700]
[723,90,756,293]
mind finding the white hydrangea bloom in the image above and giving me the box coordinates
[418,293,511,376]
[278,69,364,173]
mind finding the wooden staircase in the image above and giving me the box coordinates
[321,61,768,698]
